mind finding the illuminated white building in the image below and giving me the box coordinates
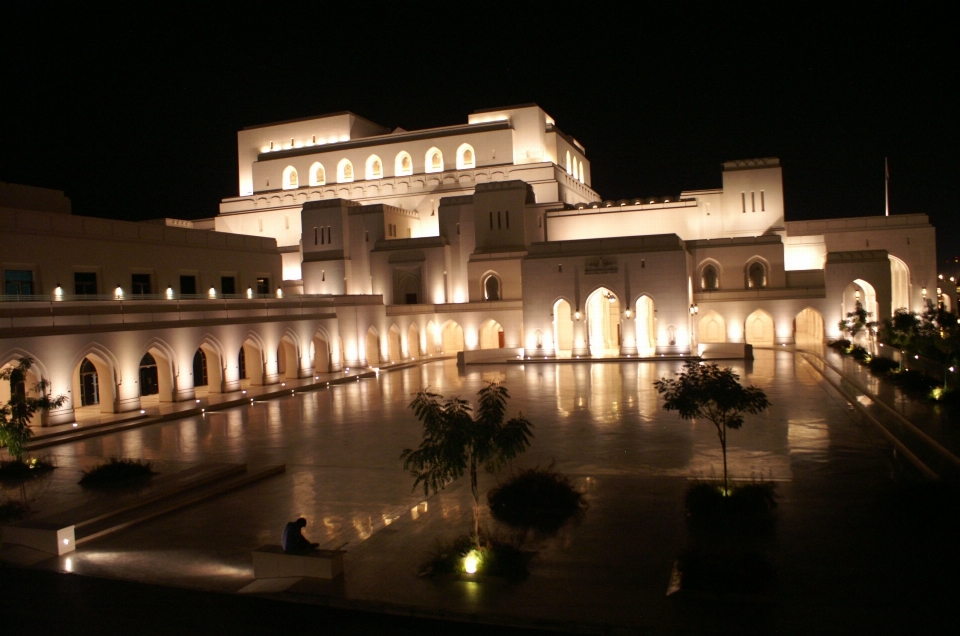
[0,105,943,426]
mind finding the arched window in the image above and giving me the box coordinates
[365,155,383,180]
[309,162,325,186]
[578,162,584,183]
[282,166,298,190]
[425,148,443,173]
[80,358,100,406]
[566,150,572,174]
[395,151,412,176]
[456,144,475,169]
[747,261,767,289]
[484,275,501,301]
[337,159,354,183]
[139,353,158,396]
[701,264,719,291]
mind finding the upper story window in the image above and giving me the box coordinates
[578,162,584,183]
[701,264,719,291]
[425,148,444,173]
[395,151,412,176]
[5,270,34,295]
[747,262,767,289]
[566,150,572,174]
[366,155,383,180]
[282,166,298,190]
[337,159,354,183]
[309,162,325,186]
[74,272,97,295]
[131,273,151,295]
[456,144,475,170]
[484,275,501,301]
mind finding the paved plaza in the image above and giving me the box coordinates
[3,350,957,633]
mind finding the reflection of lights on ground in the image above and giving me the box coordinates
[75,550,253,578]
[856,395,873,406]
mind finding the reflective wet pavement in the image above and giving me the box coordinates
[5,350,957,633]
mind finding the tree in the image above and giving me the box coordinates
[401,382,533,540]
[0,358,67,463]
[839,301,878,350]
[654,362,770,493]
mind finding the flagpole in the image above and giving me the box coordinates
[885,157,890,216]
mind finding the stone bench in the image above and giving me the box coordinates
[251,545,344,579]
[1,521,76,555]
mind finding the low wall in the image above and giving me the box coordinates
[458,348,524,366]
[698,342,753,360]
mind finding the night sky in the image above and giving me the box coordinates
[3,4,956,260]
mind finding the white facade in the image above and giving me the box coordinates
[0,107,944,426]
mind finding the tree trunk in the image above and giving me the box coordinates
[469,450,480,543]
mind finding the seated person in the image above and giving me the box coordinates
[281,517,319,552]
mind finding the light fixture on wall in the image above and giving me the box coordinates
[247,287,253,299]
[276,288,283,298]
[574,310,581,321]
[53,284,63,300]
[605,292,616,303]
[166,286,174,299]
[689,303,698,315]
[625,309,631,318]
[922,288,927,299]
[208,287,217,298]
[115,285,123,299]
[855,290,861,301]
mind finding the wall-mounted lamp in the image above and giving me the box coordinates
[276,288,283,298]
[625,309,631,319]
[54,284,63,300]
[247,287,253,299]
[855,290,860,301]
[689,303,698,315]
[922,287,927,299]
[574,310,581,321]
[208,287,217,298]
[166,286,174,299]
[115,285,124,299]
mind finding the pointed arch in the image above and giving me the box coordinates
[365,326,381,366]
[635,294,657,354]
[553,297,574,356]
[135,338,178,402]
[585,286,621,356]
[395,151,413,176]
[282,165,298,190]
[195,335,226,393]
[407,323,420,357]
[70,344,120,414]
[479,319,505,349]
[426,320,439,354]
[698,259,722,291]
[482,271,502,301]
[309,162,326,186]
[698,310,727,343]
[440,320,464,353]
[365,154,383,180]
[0,351,49,426]
[311,326,332,374]
[387,325,402,362]
[277,328,302,380]
[565,150,572,174]
[239,332,266,386]
[795,307,824,349]
[425,147,444,173]
[456,143,475,170]
[745,256,770,289]
[889,254,911,313]
[744,309,775,347]
[337,158,354,183]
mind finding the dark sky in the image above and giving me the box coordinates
[3,4,956,260]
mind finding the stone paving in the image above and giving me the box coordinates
[3,350,957,633]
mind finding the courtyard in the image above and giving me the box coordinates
[3,350,957,633]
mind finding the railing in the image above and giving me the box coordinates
[0,293,326,303]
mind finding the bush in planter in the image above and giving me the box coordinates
[79,458,156,488]
[420,532,531,581]
[889,369,938,395]
[868,356,900,375]
[849,345,871,362]
[829,339,852,351]
[487,467,588,537]
[685,481,777,534]
[0,457,55,483]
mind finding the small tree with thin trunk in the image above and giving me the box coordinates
[654,361,770,493]
[401,382,533,541]
[0,357,66,463]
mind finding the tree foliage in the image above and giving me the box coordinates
[838,300,878,346]
[654,362,770,492]
[879,301,960,388]
[401,382,533,539]
[0,358,67,463]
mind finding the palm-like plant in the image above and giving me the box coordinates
[0,357,67,463]
[401,382,533,540]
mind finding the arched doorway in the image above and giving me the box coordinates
[889,255,910,313]
[698,311,727,343]
[388,326,402,362]
[585,287,621,356]
[553,299,573,357]
[139,353,159,397]
[0,359,47,426]
[440,321,464,353]
[72,352,117,414]
[80,358,99,406]
[843,280,878,323]
[479,320,505,349]
[313,333,330,374]
[277,336,299,379]
[407,324,420,357]
[795,307,824,350]
[744,309,775,347]
[365,328,380,366]
[484,275,501,301]
[193,350,208,388]
[240,338,264,387]
[635,295,657,355]
[197,342,224,393]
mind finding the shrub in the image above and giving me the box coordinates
[487,467,588,536]
[79,458,156,488]
[888,369,938,395]
[685,481,777,528]
[868,356,900,375]
[678,548,776,593]
[829,339,852,350]
[420,532,531,581]
[0,457,56,483]
[849,345,870,362]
